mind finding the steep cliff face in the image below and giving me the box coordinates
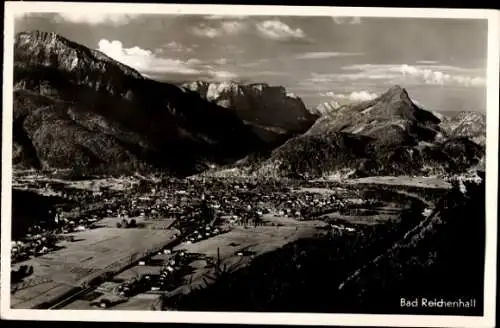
[13,31,265,176]
[182,81,318,145]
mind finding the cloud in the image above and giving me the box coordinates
[221,20,246,34]
[97,39,237,80]
[322,90,379,102]
[332,17,362,25]
[256,20,307,41]
[307,71,399,84]
[193,19,309,42]
[214,58,229,65]
[53,13,138,25]
[192,25,222,38]
[295,51,364,59]
[210,70,237,80]
[158,41,194,53]
[397,64,485,87]
[339,64,486,87]
[192,20,246,38]
[97,39,197,75]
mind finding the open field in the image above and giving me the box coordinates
[347,176,452,189]
[167,224,327,296]
[60,222,327,309]
[11,227,179,309]
[261,214,330,227]
[95,217,177,230]
[114,266,164,282]
[319,212,400,225]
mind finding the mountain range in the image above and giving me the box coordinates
[252,86,485,178]
[13,31,290,176]
[12,31,486,178]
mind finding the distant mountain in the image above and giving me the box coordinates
[251,86,484,178]
[312,100,341,116]
[13,31,268,176]
[439,111,486,147]
[182,81,317,146]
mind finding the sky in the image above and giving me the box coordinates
[14,13,488,112]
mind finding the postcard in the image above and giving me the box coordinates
[1,2,498,327]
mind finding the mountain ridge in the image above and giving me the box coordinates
[13,30,270,176]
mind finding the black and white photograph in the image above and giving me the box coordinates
[1,2,498,327]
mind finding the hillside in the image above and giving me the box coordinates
[252,86,484,178]
[335,175,485,314]
[13,31,267,176]
[182,81,317,146]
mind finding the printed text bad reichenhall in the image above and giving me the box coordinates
[400,298,477,308]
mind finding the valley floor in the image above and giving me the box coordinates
[9,173,484,315]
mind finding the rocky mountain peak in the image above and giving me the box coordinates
[313,100,341,116]
[181,80,317,146]
[15,30,144,82]
[16,30,58,44]
[380,84,410,100]
[248,83,270,93]
[363,85,440,124]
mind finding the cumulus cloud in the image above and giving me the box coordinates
[53,13,138,25]
[97,39,236,80]
[255,20,307,41]
[340,64,486,87]
[322,90,379,102]
[398,64,485,87]
[296,51,364,59]
[193,19,308,42]
[192,20,246,38]
[332,16,362,25]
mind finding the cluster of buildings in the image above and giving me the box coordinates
[88,249,196,309]
[11,177,366,279]
[11,232,59,263]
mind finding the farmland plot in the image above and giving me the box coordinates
[166,225,326,297]
[11,227,179,309]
